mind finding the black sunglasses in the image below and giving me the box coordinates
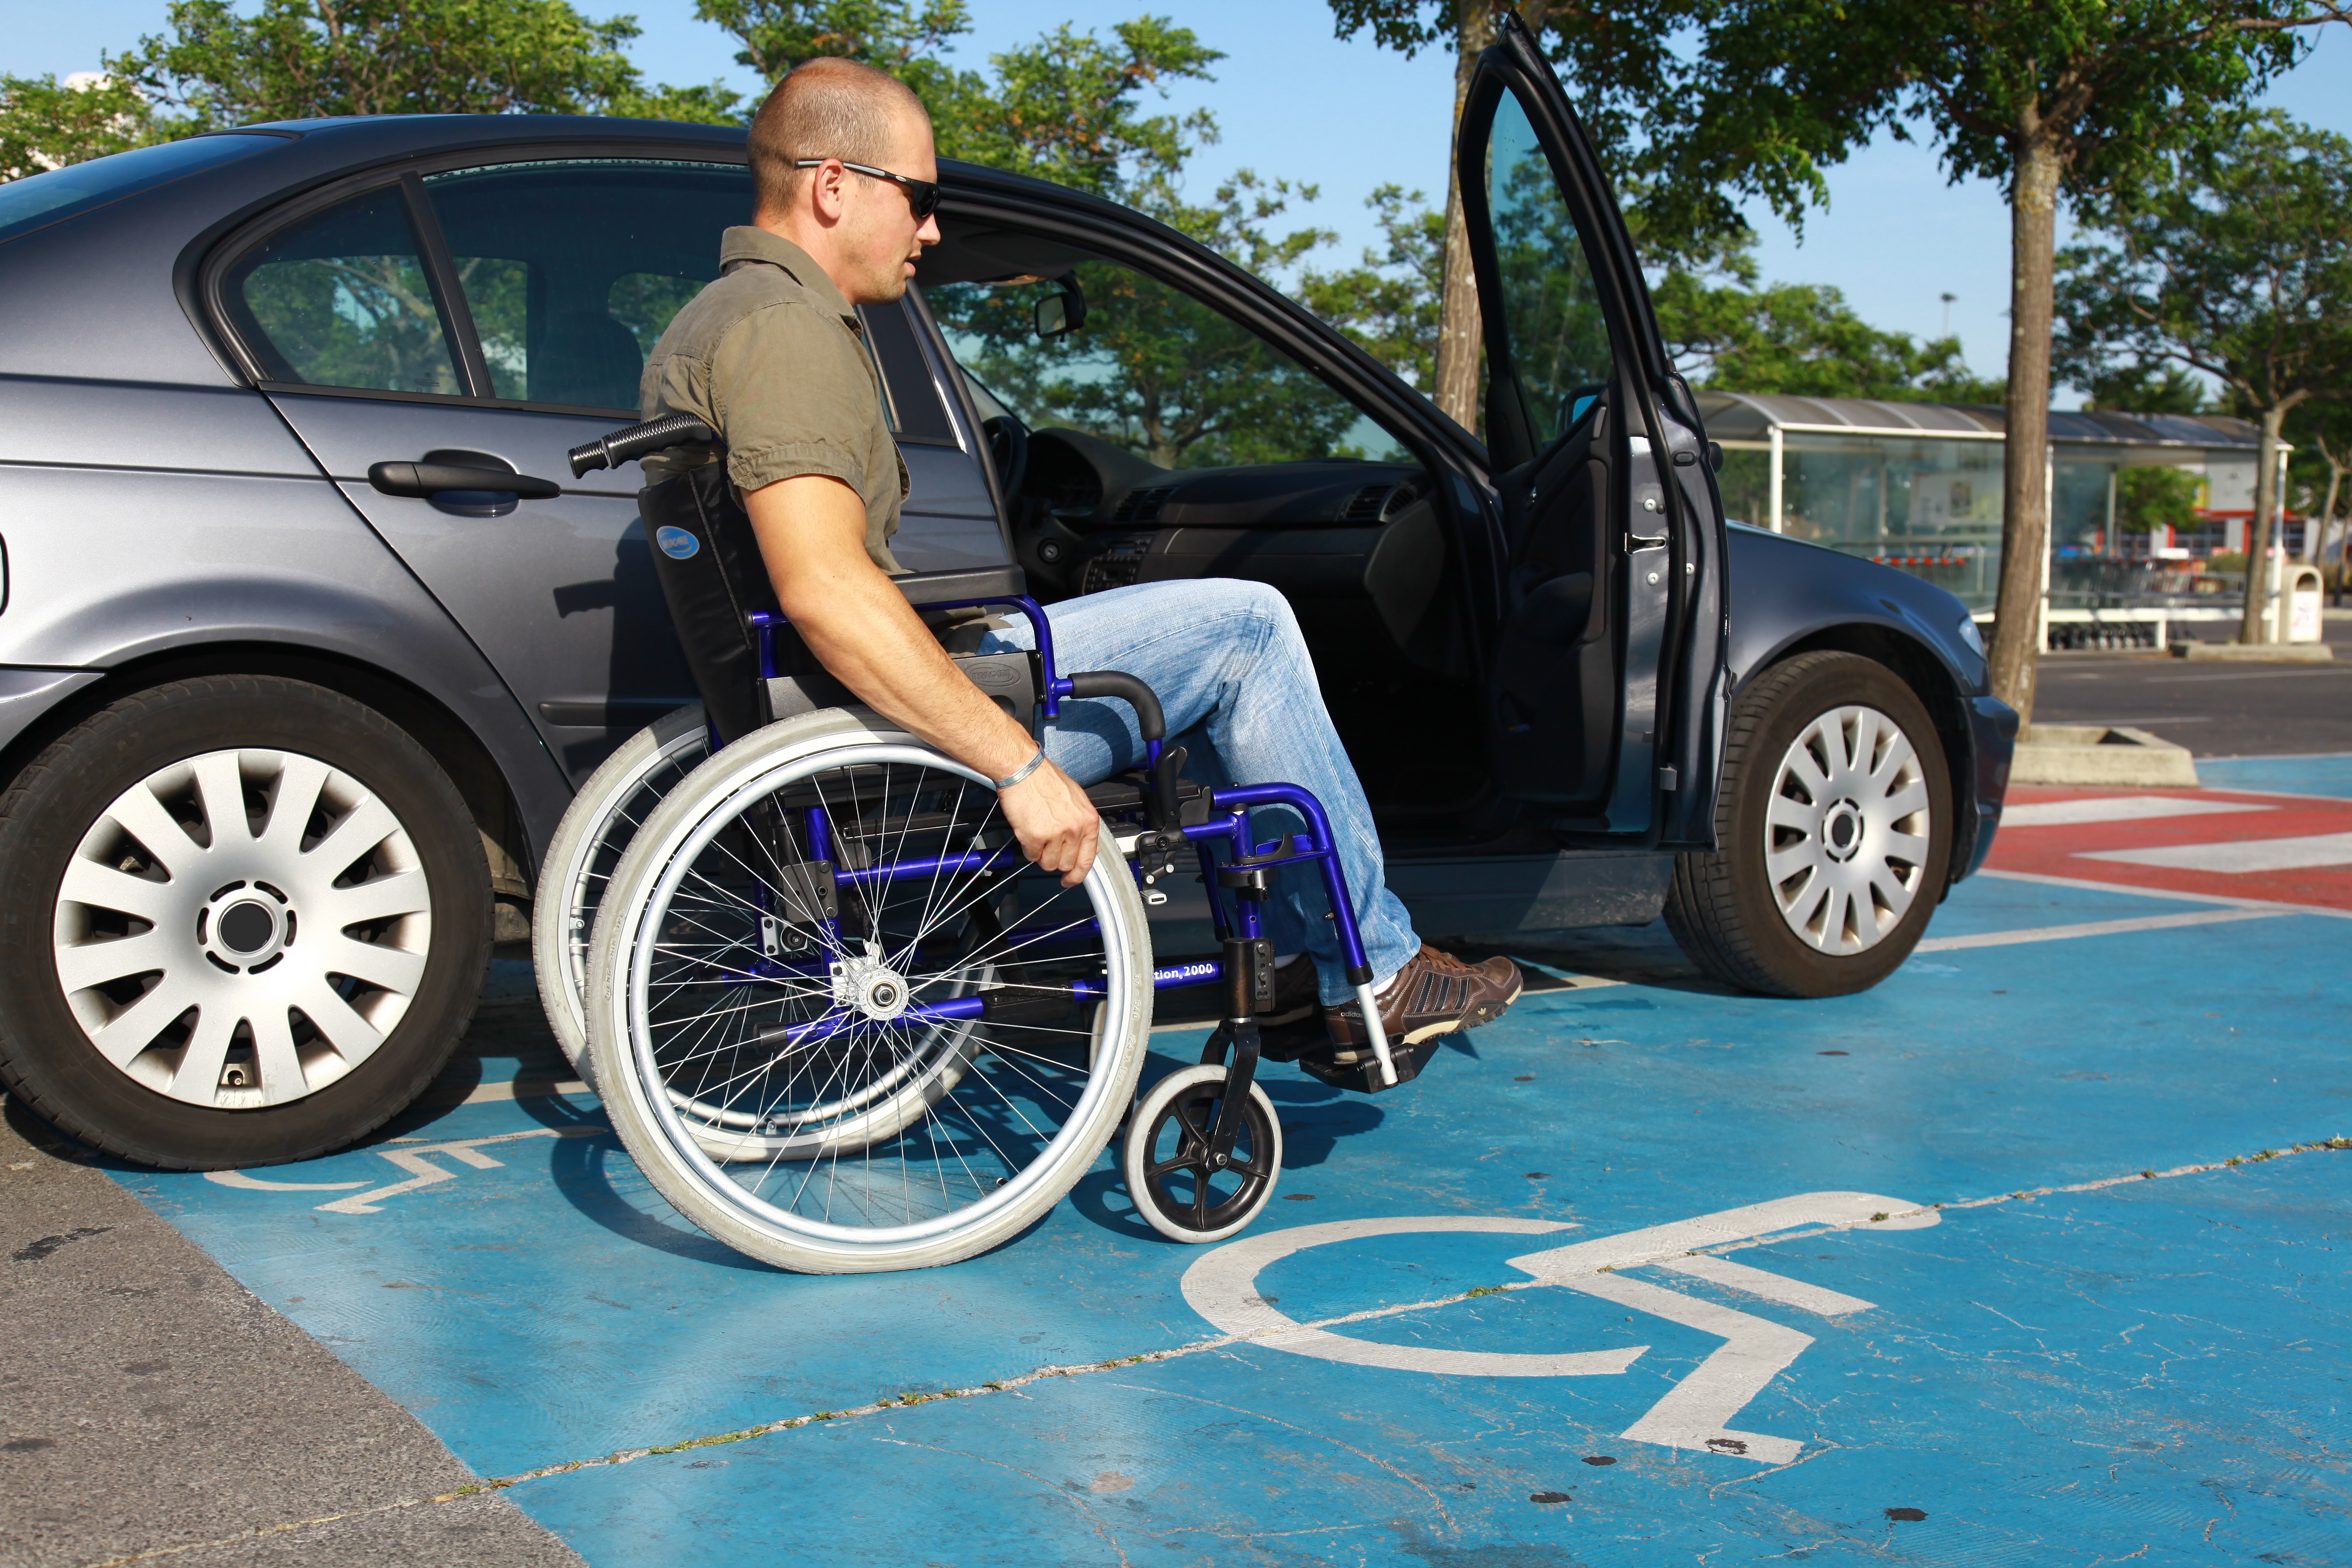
[793,157,941,220]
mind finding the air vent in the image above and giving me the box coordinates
[1341,482,1396,522]
[1111,486,1176,524]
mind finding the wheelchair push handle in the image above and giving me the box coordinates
[569,413,716,478]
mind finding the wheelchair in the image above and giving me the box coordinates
[535,413,1398,1274]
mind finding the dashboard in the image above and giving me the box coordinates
[1011,426,1458,676]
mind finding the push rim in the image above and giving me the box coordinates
[52,748,433,1107]
[1764,704,1932,955]
[619,741,1137,1246]
[1130,1068,1278,1237]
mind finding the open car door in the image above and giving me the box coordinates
[1461,10,1729,846]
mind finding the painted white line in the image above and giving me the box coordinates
[1653,1253,1875,1317]
[1182,1216,1643,1377]
[1503,1192,1937,1283]
[1913,907,2287,952]
[318,1126,602,1215]
[2080,830,2352,873]
[1976,868,2352,920]
[203,1170,366,1192]
[1565,1271,1810,1465]
[1999,795,2271,828]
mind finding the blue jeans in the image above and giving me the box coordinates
[978,578,1420,1004]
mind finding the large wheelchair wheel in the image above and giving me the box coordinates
[585,707,1153,1274]
[533,703,710,1086]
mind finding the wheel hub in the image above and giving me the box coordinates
[1819,800,1865,862]
[832,945,910,1022]
[199,883,294,972]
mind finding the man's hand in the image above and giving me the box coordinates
[745,474,1101,885]
[998,756,1099,887]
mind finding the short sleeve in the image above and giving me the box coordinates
[708,304,882,497]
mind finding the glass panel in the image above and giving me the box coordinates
[1772,432,2007,609]
[423,159,754,410]
[1485,88,1613,449]
[927,261,1407,468]
[226,186,462,395]
[0,134,279,248]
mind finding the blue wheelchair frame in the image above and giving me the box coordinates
[738,597,1400,1092]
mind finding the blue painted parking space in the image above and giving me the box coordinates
[106,867,2349,1565]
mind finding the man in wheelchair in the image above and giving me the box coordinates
[637,58,1522,1085]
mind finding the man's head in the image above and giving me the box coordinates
[750,57,940,306]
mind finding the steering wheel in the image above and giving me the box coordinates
[982,413,1029,506]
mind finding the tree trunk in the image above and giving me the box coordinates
[2240,402,2287,642]
[2319,459,2344,579]
[1433,5,1495,433]
[1988,132,2061,734]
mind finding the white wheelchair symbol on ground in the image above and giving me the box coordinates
[1183,1191,1936,1465]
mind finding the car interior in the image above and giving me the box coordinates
[913,218,1512,843]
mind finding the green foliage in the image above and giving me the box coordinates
[1299,185,1446,390]
[113,0,651,124]
[2115,466,2202,533]
[691,0,970,82]
[2079,362,2209,413]
[1654,268,2003,402]
[1652,2,2318,234]
[0,73,162,183]
[930,174,1388,469]
[2055,109,2352,417]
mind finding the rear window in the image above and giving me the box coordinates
[0,134,282,248]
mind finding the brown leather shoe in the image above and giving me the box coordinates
[1263,957,1320,1026]
[1324,944,1523,1053]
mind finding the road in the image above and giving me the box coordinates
[2035,614,2352,756]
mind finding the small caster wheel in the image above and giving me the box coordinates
[1122,1063,1282,1243]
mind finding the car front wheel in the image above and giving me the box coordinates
[1665,650,1952,998]
[0,676,491,1168]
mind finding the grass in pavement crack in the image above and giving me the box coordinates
[464,1135,2351,1496]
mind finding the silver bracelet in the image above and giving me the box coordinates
[992,747,1047,791]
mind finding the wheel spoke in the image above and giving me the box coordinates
[59,858,173,923]
[293,977,387,1059]
[188,753,254,851]
[172,1006,239,1102]
[99,785,203,881]
[301,797,400,886]
[54,931,170,993]
[320,934,426,995]
[87,975,198,1068]
[258,755,332,854]
[249,1005,306,1101]
[317,868,430,930]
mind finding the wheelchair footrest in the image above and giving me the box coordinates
[1296,1037,1443,1094]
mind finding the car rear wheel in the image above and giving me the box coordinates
[1664,651,1952,998]
[0,676,491,1168]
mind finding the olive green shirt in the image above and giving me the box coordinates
[639,226,908,573]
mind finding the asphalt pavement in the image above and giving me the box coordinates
[2035,613,2352,756]
[5,691,2347,1566]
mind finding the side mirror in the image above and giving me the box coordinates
[1033,276,1087,338]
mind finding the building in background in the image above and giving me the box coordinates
[1697,393,2288,648]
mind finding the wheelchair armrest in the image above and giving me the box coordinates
[891,565,1027,607]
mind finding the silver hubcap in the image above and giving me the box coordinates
[1766,705,1932,955]
[52,749,433,1108]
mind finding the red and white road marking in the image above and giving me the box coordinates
[1987,785,2352,912]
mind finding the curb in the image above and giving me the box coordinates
[2011,725,2200,787]
[2169,641,2336,663]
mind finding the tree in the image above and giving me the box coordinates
[1648,0,2348,727]
[2055,110,2352,639]
[2285,399,2352,571]
[691,3,1223,199]
[1298,185,1447,390]
[1326,2,1698,434]
[1654,260,2004,402]
[0,73,160,182]
[2078,361,2208,414]
[2115,467,2202,535]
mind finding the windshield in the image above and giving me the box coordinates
[0,134,282,248]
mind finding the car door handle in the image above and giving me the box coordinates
[367,461,562,500]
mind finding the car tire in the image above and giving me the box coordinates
[0,676,492,1169]
[1664,651,1952,998]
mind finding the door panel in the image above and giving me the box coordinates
[1461,15,1728,836]
[231,160,1013,784]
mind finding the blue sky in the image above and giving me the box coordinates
[16,1,2350,403]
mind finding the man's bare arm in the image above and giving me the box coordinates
[745,474,1099,884]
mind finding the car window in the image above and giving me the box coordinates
[1485,85,1614,448]
[421,159,751,410]
[223,185,464,395]
[0,133,281,248]
[926,260,1409,469]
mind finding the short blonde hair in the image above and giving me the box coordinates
[749,58,930,216]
